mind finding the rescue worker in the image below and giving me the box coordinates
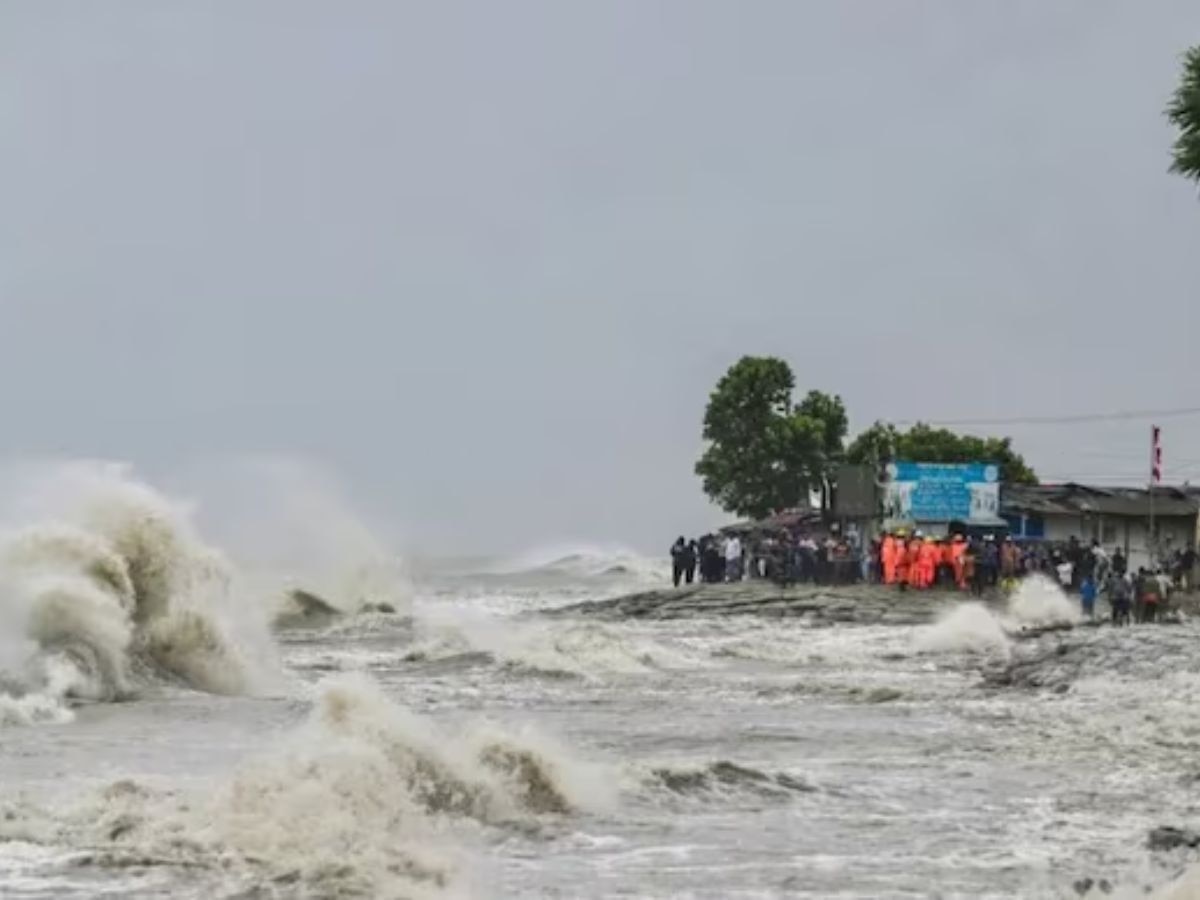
[894,531,911,590]
[951,534,967,590]
[918,537,939,589]
[881,533,897,585]
[906,534,924,590]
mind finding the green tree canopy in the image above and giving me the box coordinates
[796,389,848,508]
[694,357,845,519]
[845,421,1038,485]
[1168,45,1200,184]
[797,390,849,465]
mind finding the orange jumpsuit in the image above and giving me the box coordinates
[918,541,938,589]
[951,538,967,589]
[895,539,910,587]
[881,536,897,584]
[906,540,923,589]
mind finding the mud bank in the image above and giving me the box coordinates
[548,582,970,625]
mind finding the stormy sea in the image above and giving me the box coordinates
[3,464,1200,899]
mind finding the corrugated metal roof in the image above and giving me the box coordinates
[721,508,824,534]
[1001,483,1199,518]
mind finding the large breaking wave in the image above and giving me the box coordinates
[0,462,279,724]
[0,673,612,898]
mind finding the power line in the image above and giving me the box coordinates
[1039,474,1198,486]
[892,405,1200,428]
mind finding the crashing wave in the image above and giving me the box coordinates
[916,576,1082,659]
[0,463,278,724]
[7,674,611,897]
[917,602,1013,658]
[1006,574,1080,629]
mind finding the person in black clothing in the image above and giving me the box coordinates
[815,540,830,585]
[1081,541,1097,579]
[1112,547,1127,578]
[683,539,698,584]
[980,536,1000,589]
[670,537,687,587]
[700,536,723,584]
[1066,536,1083,591]
[1179,546,1196,592]
[1109,572,1132,626]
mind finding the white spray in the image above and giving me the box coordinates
[35,673,612,898]
[917,575,1081,657]
[173,457,412,618]
[0,461,280,724]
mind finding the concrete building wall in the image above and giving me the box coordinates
[1038,513,1195,571]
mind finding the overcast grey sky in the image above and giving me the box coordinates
[2,1,1200,555]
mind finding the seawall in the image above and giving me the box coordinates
[548,582,970,625]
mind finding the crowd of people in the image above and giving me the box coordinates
[669,529,1199,623]
[670,528,873,588]
[875,532,1122,596]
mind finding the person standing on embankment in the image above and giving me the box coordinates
[881,533,898,585]
[670,537,687,587]
[724,534,742,582]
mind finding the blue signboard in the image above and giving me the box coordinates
[883,462,1000,522]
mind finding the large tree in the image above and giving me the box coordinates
[694,357,844,519]
[1169,45,1200,184]
[796,389,848,510]
[846,421,1038,485]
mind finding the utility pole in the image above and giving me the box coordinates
[1150,425,1162,567]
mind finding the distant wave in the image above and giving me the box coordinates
[487,542,667,582]
[402,614,704,680]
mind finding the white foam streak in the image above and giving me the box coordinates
[411,606,699,678]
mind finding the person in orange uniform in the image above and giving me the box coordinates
[894,531,910,589]
[881,533,897,585]
[918,537,938,589]
[906,535,924,590]
[951,534,968,590]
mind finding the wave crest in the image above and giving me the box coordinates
[0,462,278,723]
[19,674,610,897]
